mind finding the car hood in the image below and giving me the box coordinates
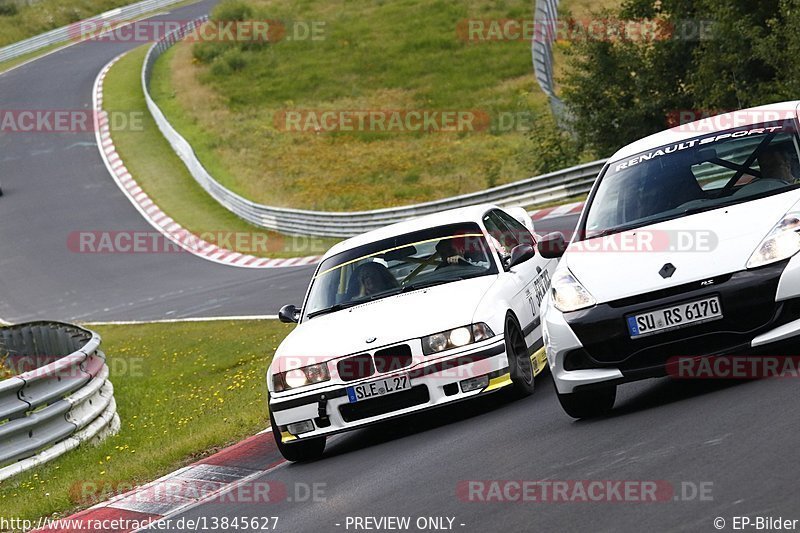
[273,275,498,370]
[565,190,800,304]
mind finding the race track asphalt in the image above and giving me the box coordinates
[152,372,798,532]
[0,0,317,322]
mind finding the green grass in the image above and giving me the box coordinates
[0,319,293,522]
[151,0,556,211]
[104,46,338,257]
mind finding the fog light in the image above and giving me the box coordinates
[286,420,315,435]
[459,375,489,393]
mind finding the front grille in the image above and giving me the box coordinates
[337,354,374,382]
[607,274,733,308]
[339,385,430,422]
[373,344,412,373]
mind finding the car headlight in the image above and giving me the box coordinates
[272,362,330,392]
[421,323,495,355]
[551,268,596,313]
[747,213,800,269]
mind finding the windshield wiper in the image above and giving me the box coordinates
[586,222,648,240]
[401,279,449,292]
[306,302,360,319]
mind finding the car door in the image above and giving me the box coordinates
[484,209,556,353]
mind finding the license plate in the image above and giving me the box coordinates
[347,374,411,403]
[627,296,722,338]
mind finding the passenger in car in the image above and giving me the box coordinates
[349,262,399,298]
[759,147,797,183]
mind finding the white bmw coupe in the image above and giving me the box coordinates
[267,204,557,461]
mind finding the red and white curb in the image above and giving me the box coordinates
[36,429,287,533]
[528,201,584,221]
[92,55,320,269]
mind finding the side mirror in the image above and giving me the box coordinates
[537,232,567,259]
[278,304,300,323]
[507,244,535,269]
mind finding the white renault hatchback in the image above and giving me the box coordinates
[540,101,800,418]
[267,205,556,461]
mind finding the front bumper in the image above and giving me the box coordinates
[546,260,800,394]
[270,338,511,442]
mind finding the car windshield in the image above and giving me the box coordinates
[302,222,498,321]
[583,120,800,240]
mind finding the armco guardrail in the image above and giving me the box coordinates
[0,322,119,481]
[0,0,186,64]
[142,18,606,238]
[532,0,566,122]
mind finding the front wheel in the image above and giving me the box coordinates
[269,410,326,462]
[505,316,535,397]
[555,382,616,419]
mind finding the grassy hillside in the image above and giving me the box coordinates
[152,0,567,211]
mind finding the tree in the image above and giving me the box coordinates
[560,0,790,157]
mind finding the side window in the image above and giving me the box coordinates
[495,210,536,247]
[483,211,518,253]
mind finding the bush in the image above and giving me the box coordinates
[193,41,225,64]
[523,112,584,175]
[0,2,18,16]
[211,0,252,23]
[223,48,247,71]
[192,0,267,66]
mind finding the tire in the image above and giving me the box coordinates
[555,382,616,419]
[269,410,326,462]
[505,315,535,398]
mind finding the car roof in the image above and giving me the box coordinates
[323,204,496,258]
[609,100,800,164]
